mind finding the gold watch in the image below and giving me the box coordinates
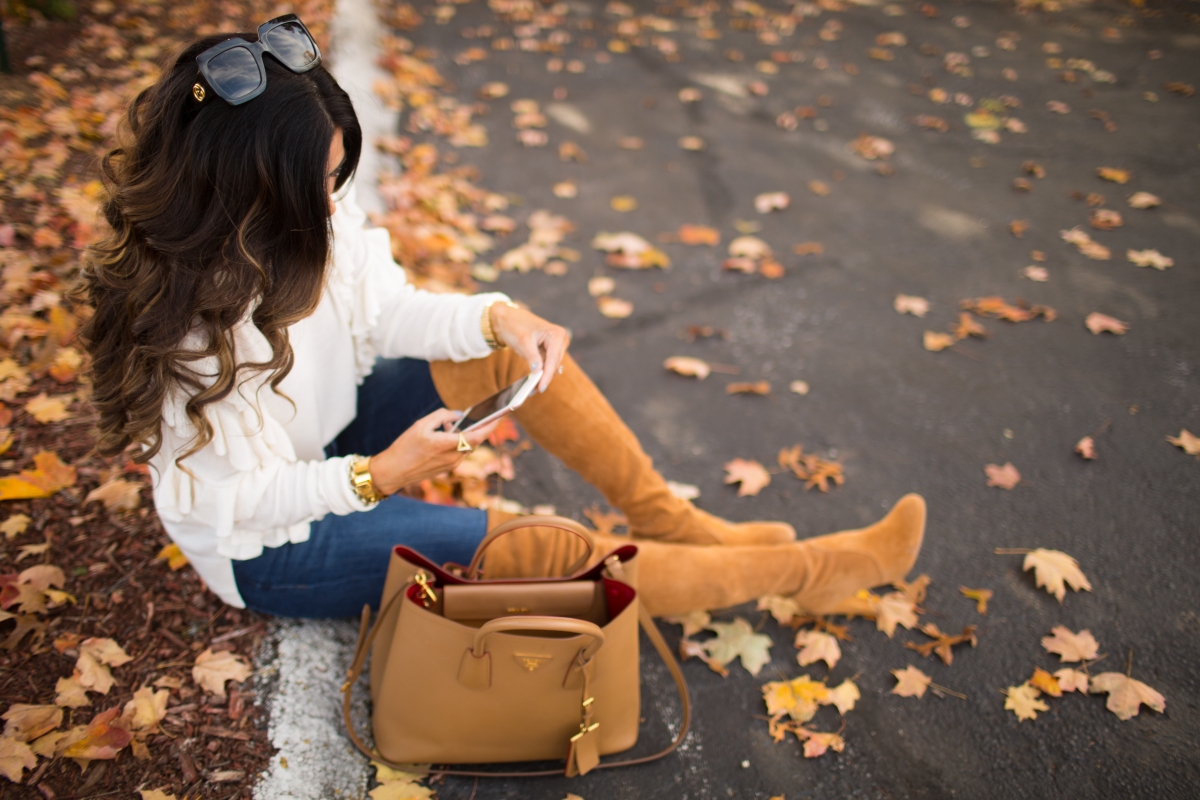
[348,455,385,506]
[481,299,518,351]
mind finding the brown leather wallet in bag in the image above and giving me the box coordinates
[341,515,691,778]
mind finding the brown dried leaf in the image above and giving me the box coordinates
[985,462,1021,489]
[86,478,142,512]
[959,586,992,614]
[1090,673,1165,721]
[1085,312,1128,335]
[726,381,770,395]
[193,649,252,698]
[923,331,955,352]
[794,629,841,669]
[664,356,711,380]
[1,704,62,742]
[891,665,931,698]
[904,623,977,665]
[1096,167,1131,184]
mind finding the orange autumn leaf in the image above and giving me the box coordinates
[61,706,133,763]
[0,451,77,501]
[86,478,142,512]
[726,381,770,395]
[923,331,955,352]
[985,462,1021,490]
[904,623,977,665]
[678,225,720,246]
[155,544,189,571]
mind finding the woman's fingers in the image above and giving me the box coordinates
[538,330,568,393]
[464,417,501,447]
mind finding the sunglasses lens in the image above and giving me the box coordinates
[207,46,263,102]
[264,21,319,70]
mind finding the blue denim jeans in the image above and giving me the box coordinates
[232,358,489,618]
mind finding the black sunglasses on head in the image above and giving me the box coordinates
[193,15,321,106]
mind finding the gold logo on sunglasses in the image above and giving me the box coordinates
[192,83,206,102]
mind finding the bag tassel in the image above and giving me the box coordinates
[565,654,600,777]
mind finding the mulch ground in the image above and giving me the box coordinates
[0,1,334,797]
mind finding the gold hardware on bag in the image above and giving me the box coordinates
[506,607,531,614]
[413,571,437,607]
[570,722,600,742]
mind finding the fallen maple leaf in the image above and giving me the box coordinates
[762,674,831,722]
[891,666,932,698]
[0,450,76,500]
[923,331,955,352]
[1075,436,1097,460]
[1126,191,1160,209]
[664,356,711,379]
[807,180,831,196]
[724,459,771,497]
[591,231,670,269]
[1022,265,1049,282]
[2,704,62,742]
[370,781,435,800]
[1029,667,1063,697]
[24,393,72,424]
[905,623,977,665]
[1166,429,1200,456]
[679,637,729,677]
[610,195,637,212]
[726,381,770,395]
[1,615,46,651]
[678,224,720,246]
[874,592,919,638]
[799,729,845,758]
[193,649,252,698]
[985,463,1021,489]
[61,706,132,766]
[86,478,142,512]
[1054,668,1089,693]
[952,312,988,341]
[1088,209,1123,230]
[155,543,189,571]
[1126,249,1173,270]
[678,136,706,151]
[587,276,615,297]
[794,629,841,669]
[894,294,930,317]
[120,687,169,731]
[1060,227,1112,260]
[1009,219,1029,238]
[1021,549,1092,602]
[1096,167,1131,184]
[597,296,634,319]
[1041,626,1099,662]
[893,574,930,605]
[75,637,132,696]
[55,676,90,708]
[959,586,992,615]
[792,242,824,256]
[1004,683,1048,721]
[0,514,30,539]
[1085,312,1128,335]
[756,595,802,625]
[702,618,772,676]
[140,790,179,800]
[827,680,860,715]
[849,133,894,160]
[728,235,772,260]
[0,737,37,782]
[754,192,790,213]
[1089,672,1165,721]
[789,380,810,395]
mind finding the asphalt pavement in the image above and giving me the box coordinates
[366,0,1199,797]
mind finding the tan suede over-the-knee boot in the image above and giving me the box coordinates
[431,350,795,546]
[480,495,926,618]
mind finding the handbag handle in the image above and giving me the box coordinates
[466,515,597,580]
[472,616,605,660]
[341,587,692,778]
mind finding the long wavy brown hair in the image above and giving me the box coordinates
[79,33,362,464]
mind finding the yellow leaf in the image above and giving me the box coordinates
[663,609,711,638]
[701,618,773,676]
[610,196,637,212]
[1054,668,1089,693]
[1004,683,1048,721]
[1023,550,1092,602]
[0,477,50,501]
[121,687,169,730]
[369,781,434,800]
[24,393,72,424]
[1096,167,1131,183]
[597,296,634,319]
[55,676,91,708]
[140,789,179,800]
[827,679,859,714]
[923,331,955,352]
[959,586,992,615]
[155,543,189,571]
[762,674,830,722]
[60,706,132,761]
[14,542,49,563]
[874,591,919,638]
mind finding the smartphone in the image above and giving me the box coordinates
[450,370,544,433]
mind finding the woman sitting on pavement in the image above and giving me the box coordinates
[78,16,926,620]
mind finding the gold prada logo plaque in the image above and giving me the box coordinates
[514,654,553,672]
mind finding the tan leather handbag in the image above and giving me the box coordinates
[341,515,690,777]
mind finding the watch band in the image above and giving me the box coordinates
[348,455,384,506]
[481,300,518,351]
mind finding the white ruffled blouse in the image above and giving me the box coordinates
[149,186,507,608]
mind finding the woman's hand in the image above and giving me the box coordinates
[368,408,499,497]
[489,302,569,393]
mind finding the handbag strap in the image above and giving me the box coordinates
[465,515,597,579]
[340,590,692,778]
